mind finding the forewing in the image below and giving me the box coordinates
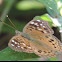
[23,19,54,36]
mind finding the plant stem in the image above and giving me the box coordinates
[0,0,15,32]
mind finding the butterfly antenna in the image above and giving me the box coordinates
[6,15,16,29]
[0,19,16,30]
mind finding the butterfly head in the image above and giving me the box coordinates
[15,30,22,35]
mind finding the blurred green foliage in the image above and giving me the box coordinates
[38,0,60,17]
[16,0,45,10]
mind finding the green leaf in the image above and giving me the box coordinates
[38,0,60,17]
[0,47,39,61]
[47,57,58,61]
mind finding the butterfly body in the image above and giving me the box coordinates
[8,19,62,57]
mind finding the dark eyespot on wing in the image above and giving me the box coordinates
[49,40,52,42]
[50,39,54,41]
[24,47,27,49]
[54,47,56,48]
[45,36,49,38]
[38,50,42,53]
[11,42,14,44]
[52,44,54,45]
[48,52,50,53]
[44,28,48,30]
[44,51,47,53]
[49,39,54,42]
[13,39,18,42]
[41,31,44,33]
[30,29,32,31]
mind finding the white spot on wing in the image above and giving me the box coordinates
[38,29,42,31]
[23,43,26,46]
[21,47,23,49]
[16,47,17,48]
[20,43,25,46]
[44,31,47,33]
[12,40,15,42]
[11,44,14,46]
[34,23,39,26]
[30,22,34,24]
[37,20,40,22]
[42,22,44,23]
[18,46,20,47]
[15,42,17,44]
[34,23,38,25]
[40,24,43,26]
[43,26,45,28]
[28,47,31,49]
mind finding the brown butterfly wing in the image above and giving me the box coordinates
[30,40,56,57]
[23,19,54,36]
[22,19,55,42]
[8,35,56,57]
[34,34,62,52]
[22,19,62,55]
[8,35,33,53]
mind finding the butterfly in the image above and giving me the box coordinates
[8,19,62,57]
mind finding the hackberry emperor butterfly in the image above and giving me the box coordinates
[7,19,62,57]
